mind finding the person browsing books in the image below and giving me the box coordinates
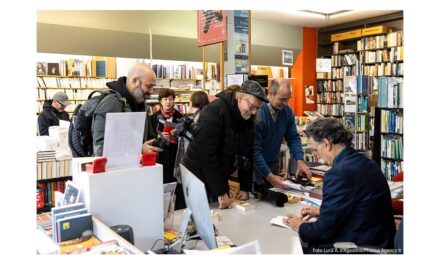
[182,81,268,209]
[253,78,311,192]
[282,118,396,253]
[91,63,160,156]
[38,91,71,135]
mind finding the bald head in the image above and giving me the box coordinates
[126,63,157,103]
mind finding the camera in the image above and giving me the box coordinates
[172,115,200,142]
[152,136,171,149]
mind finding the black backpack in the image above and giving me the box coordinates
[68,89,123,157]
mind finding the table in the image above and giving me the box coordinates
[173,198,304,254]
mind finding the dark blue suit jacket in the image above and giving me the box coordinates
[299,147,396,249]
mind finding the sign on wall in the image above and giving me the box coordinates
[282,50,293,66]
[197,10,227,47]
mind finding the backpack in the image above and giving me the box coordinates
[68,89,125,157]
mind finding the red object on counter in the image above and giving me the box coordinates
[141,152,157,166]
[85,157,108,173]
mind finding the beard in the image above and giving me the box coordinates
[132,83,146,103]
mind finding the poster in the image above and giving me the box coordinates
[305,85,315,104]
[234,10,249,73]
[282,50,293,65]
[197,10,227,46]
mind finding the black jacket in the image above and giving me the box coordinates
[182,91,254,200]
[37,100,70,135]
[92,77,154,156]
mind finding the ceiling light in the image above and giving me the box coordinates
[328,10,355,18]
[294,10,327,19]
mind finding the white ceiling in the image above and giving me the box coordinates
[252,10,400,28]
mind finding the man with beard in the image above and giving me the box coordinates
[182,80,268,209]
[38,91,71,135]
[92,63,161,156]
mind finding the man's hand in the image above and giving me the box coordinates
[235,190,249,201]
[218,193,232,209]
[300,205,320,218]
[295,160,312,179]
[142,139,163,153]
[282,213,303,232]
[266,173,288,189]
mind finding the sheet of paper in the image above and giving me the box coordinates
[183,240,261,254]
[103,112,146,169]
[270,216,291,229]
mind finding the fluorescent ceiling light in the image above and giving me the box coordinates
[294,10,326,19]
[328,10,356,18]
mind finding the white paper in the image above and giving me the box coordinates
[103,112,146,169]
[270,216,291,229]
[227,74,246,86]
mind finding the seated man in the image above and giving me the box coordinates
[282,118,396,253]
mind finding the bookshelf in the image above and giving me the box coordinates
[316,28,403,157]
[372,78,404,180]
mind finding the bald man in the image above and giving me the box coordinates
[92,63,161,156]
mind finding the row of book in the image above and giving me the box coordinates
[353,132,369,150]
[381,160,403,180]
[357,33,403,51]
[316,80,344,92]
[343,75,375,95]
[345,114,369,132]
[332,66,359,79]
[331,54,359,66]
[362,62,404,76]
[37,160,72,180]
[37,210,134,254]
[38,58,116,78]
[37,180,66,209]
[381,135,403,160]
[364,47,404,63]
[378,77,404,108]
[356,96,369,113]
[151,64,203,80]
[381,110,403,134]
[317,104,344,116]
[36,76,114,88]
[316,92,343,104]
[50,203,93,243]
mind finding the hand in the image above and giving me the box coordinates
[235,190,249,201]
[295,160,312,179]
[142,139,163,153]
[282,213,303,231]
[300,205,320,218]
[218,193,232,209]
[266,173,288,189]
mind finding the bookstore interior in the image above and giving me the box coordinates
[36,10,404,255]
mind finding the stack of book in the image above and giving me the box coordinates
[309,165,331,177]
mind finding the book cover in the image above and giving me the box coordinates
[95,61,106,77]
[37,62,47,75]
[56,213,93,243]
[47,63,60,76]
[51,202,85,241]
[60,235,101,254]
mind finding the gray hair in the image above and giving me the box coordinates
[269,78,292,95]
[305,118,353,147]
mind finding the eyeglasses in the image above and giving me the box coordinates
[246,98,261,111]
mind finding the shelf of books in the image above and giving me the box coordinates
[37,54,218,118]
[318,28,403,158]
[372,77,404,180]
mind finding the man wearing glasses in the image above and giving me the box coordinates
[92,63,161,156]
[254,78,311,192]
[182,80,268,209]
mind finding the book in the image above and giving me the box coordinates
[53,208,88,242]
[59,235,101,254]
[56,213,93,242]
[47,63,60,76]
[51,202,85,241]
[232,200,255,212]
[37,62,47,75]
